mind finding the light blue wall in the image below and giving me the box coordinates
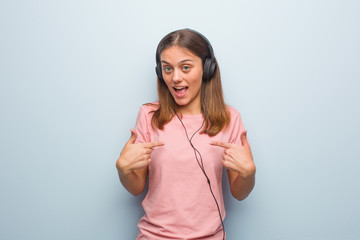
[1,0,359,239]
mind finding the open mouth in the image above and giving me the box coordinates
[173,86,188,97]
[174,86,188,92]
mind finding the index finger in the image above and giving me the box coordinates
[143,141,164,148]
[210,141,232,149]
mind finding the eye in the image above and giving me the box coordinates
[182,65,191,71]
[163,66,172,73]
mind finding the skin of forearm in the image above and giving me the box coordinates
[230,172,255,201]
[117,168,147,196]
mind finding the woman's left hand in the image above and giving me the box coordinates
[210,131,255,178]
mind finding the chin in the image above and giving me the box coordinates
[173,98,189,107]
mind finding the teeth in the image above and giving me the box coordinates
[174,87,186,90]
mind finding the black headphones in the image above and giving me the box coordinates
[155,29,217,82]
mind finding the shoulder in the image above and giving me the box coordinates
[224,105,246,142]
[135,102,159,136]
[226,105,241,119]
[138,101,159,115]
[225,105,244,128]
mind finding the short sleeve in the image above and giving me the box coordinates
[228,107,246,145]
[134,106,151,144]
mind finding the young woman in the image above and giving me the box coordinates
[116,29,256,240]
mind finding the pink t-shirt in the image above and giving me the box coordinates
[135,103,245,240]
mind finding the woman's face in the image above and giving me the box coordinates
[160,46,203,115]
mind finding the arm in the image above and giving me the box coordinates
[211,130,256,201]
[227,167,255,201]
[117,167,148,196]
[116,129,163,196]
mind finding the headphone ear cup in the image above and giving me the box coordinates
[203,58,217,81]
[155,64,162,80]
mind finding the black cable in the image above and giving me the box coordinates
[174,112,225,240]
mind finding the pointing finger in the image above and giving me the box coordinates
[210,141,232,149]
[143,141,164,149]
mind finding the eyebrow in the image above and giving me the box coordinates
[161,59,194,64]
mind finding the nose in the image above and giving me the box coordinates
[172,68,182,83]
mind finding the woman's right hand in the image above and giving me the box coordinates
[116,129,164,176]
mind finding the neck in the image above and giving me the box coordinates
[179,108,202,115]
[177,99,202,115]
